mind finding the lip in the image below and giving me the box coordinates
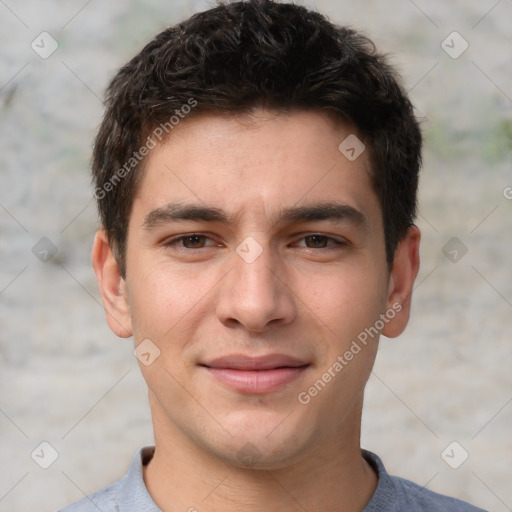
[203,354,308,370]
[201,354,310,394]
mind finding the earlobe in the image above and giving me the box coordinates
[381,225,421,339]
[91,229,133,338]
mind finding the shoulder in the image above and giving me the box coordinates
[59,446,158,512]
[391,474,487,511]
[363,450,487,512]
[58,480,121,511]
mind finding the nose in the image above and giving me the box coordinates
[215,241,297,333]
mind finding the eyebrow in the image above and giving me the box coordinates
[142,201,368,231]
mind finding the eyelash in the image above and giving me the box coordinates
[163,233,347,251]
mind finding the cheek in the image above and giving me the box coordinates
[127,261,219,345]
[298,268,385,413]
[127,265,181,340]
[303,263,388,341]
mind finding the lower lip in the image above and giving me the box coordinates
[204,366,308,394]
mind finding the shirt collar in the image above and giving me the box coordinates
[117,446,161,511]
[361,449,398,511]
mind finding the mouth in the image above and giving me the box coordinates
[200,354,310,394]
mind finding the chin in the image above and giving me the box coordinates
[210,410,317,470]
[217,439,307,471]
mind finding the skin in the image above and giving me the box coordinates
[93,109,420,512]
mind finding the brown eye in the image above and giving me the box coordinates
[294,234,347,251]
[180,235,207,248]
[304,235,330,248]
[164,234,213,250]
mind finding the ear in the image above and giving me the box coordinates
[91,229,132,338]
[381,225,421,338]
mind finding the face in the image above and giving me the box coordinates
[94,109,419,470]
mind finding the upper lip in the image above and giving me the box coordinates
[202,354,309,370]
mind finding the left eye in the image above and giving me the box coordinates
[296,235,344,249]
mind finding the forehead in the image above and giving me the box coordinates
[132,109,380,230]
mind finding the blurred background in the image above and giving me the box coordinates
[0,1,511,510]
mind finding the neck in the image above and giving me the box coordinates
[143,401,378,512]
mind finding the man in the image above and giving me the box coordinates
[61,1,485,510]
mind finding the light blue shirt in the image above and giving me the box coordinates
[60,446,487,511]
